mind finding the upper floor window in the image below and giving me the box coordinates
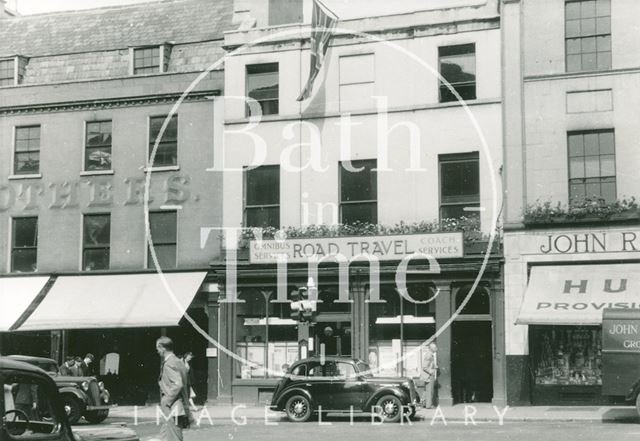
[439,152,480,220]
[566,0,611,72]
[14,125,41,175]
[439,43,476,103]
[340,159,377,225]
[244,165,280,229]
[568,129,616,203]
[0,58,15,87]
[133,46,161,74]
[148,211,178,269]
[11,217,38,273]
[85,121,112,171]
[83,213,111,271]
[339,53,375,112]
[149,115,178,167]
[246,63,279,116]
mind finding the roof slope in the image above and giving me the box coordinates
[0,0,234,58]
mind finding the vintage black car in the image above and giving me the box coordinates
[7,356,110,425]
[1,356,137,441]
[270,356,420,422]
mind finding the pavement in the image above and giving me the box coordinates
[105,403,640,424]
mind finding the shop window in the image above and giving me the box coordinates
[565,0,611,72]
[3,373,61,439]
[147,211,177,269]
[14,125,41,175]
[340,159,377,225]
[439,43,476,103]
[0,58,15,86]
[83,214,110,271]
[439,152,480,221]
[149,115,178,167]
[268,0,303,25]
[11,217,38,273]
[244,165,280,229]
[531,325,602,386]
[368,284,435,378]
[455,285,490,315]
[246,63,279,116]
[85,121,112,171]
[235,289,297,379]
[568,130,616,204]
[339,53,375,111]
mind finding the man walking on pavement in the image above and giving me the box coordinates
[156,337,190,441]
[421,342,438,409]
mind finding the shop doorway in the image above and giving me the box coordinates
[451,285,493,404]
[451,321,493,403]
[315,321,351,356]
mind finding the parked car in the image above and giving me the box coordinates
[1,356,137,441]
[7,355,110,425]
[270,356,420,422]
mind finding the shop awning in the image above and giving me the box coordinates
[516,264,640,325]
[16,272,207,331]
[0,276,51,331]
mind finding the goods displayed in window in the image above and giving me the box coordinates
[532,326,602,386]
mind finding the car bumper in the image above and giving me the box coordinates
[85,405,110,411]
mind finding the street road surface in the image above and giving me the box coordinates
[101,417,640,441]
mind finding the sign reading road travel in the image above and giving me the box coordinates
[249,232,464,264]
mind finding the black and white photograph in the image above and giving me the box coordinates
[1,0,639,440]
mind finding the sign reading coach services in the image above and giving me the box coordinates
[249,232,464,264]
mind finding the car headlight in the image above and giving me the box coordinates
[81,381,89,391]
[98,381,105,391]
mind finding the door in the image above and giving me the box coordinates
[306,361,333,410]
[327,361,367,410]
[316,322,351,356]
[451,321,493,403]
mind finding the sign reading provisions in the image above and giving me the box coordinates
[249,232,464,264]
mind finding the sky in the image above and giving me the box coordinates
[7,0,155,14]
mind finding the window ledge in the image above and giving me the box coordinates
[80,170,114,176]
[8,173,42,180]
[142,165,180,173]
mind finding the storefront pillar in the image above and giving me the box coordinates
[350,272,369,361]
[206,295,220,403]
[435,282,453,406]
[216,297,235,404]
[492,280,507,407]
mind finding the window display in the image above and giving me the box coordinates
[532,326,602,386]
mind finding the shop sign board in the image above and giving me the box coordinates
[516,228,640,256]
[601,309,640,396]
[249,232,464,264]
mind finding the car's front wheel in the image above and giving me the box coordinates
[84,410,109,424]
[61,395,84,425]
[635,393,640,417]
[285,395,313,422]
[375,395,402,423]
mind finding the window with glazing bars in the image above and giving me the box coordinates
[11,217,38,273]
[244,165,280,229]
[0,59,14,86]
[565,0,611,72]
[85,121,112,171]
[568,130,616,204]
[149,115,178,167]
[83,214,111,271]
[439,152,480,221]
[148,211,177,269]
[438,43,476,103]
[14,125,40,175]
[339,159,377,225]
[133,47,161,74]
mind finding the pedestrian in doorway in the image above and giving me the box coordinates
[73,357,83,376]
[181,352,198,411]
[421,342,438,408]
[78,353,95,377]
[59,357,76,376]
[156,337,190,441]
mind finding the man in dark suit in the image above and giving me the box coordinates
[156,337,189,441]
[78,354,95,376]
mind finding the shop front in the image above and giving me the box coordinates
[2,271,214,405]
[210,231,506,406]
[504,226,640,405]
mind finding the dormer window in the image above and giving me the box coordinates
[0,59,15,86]
[131,44,171,75]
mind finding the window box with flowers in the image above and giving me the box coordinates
[523,197,639,227]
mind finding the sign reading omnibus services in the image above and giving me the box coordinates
[249,232,464,264]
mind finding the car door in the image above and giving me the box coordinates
[329,362,367,410]
[306,361,333,410]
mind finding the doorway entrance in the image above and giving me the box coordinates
[451,321,493,403]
